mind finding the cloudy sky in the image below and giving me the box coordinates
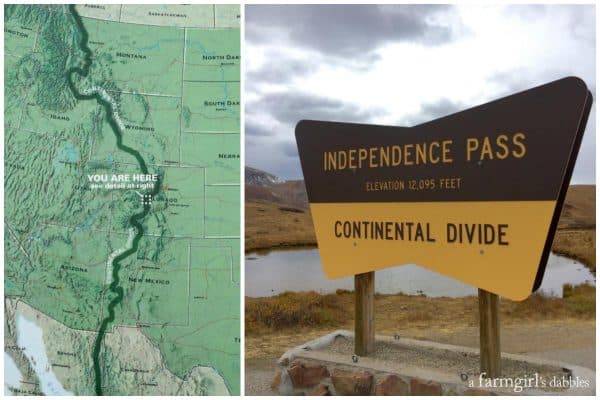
[245,4,596,183]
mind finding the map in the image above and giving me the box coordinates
[4,4,240,395]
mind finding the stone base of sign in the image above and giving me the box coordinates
[272,330,595,396]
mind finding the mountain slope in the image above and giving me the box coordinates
[245,166,308,209]
[245,166,283,187]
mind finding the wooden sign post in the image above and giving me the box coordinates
[355,271,375,355]
[478,289,501,378]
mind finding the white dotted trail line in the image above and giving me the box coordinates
[81,85,126,131]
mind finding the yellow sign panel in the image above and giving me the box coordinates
[311,201,554,300]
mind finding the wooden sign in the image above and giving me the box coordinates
[295,77,593,301]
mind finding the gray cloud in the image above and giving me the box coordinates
[571,102,596,184]
[420,98,463,119]
[245,138,303,180]
[405,98,465,126]
[248,91,385,127]
[505,5,594,44]
[488,68,583,98]
[246,5,458,57]
[246,49,383,101]
[246,54,319,83]
[280,141,299,158]
[566,6,595,45]
[503,4,551,19]
[245,119,275,138]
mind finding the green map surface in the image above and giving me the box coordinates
[4,4,240,395]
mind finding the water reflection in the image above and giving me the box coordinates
[245,248,595,298]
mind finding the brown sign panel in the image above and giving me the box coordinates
[295,77,592,301]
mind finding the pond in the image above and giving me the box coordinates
[245,248,595,298]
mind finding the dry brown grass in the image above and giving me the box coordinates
[552,185,596,271]
[552,229,595,272]
[557,184,595,229]
[245,291,350,334]
[246,284,595,336]
[245,200,316,252]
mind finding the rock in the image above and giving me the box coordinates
[286,361,329,388]
[311,383,330,395]
[271,370,282,391]
[331,368,373,395]
[278,356,290,366]
[276,369,296,395]
[410,378,443,395]
[375,374,409,395]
